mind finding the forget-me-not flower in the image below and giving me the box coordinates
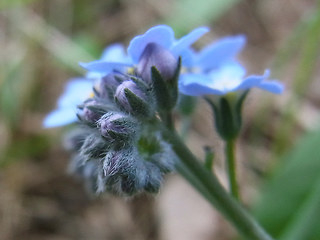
[182,35,246,70]
[43,78,93,128]
[179,35,284,96]
[80,25,209,74]
[179,62,284,96]
[84,43,131,78]
[44,44,127,128]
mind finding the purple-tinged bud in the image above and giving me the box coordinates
[115,80,153,117]
[99,112,137,144]
[137,42,178,84]
[99,149,139,195]
[79,99,104,123]
[80,133,109,161]
[103,150,127,177]
[100,73,125,100]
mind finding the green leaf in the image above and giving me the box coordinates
[124,88,150,117]
[252,129,320,240]
[151,66,171,111]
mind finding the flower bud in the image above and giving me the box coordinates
[80,133,109,161]
[115,80,153,117]
[99,112,138,144]
[99,73,125,100]
[100,149,141,195]
[78,99,105,123]
[137,42,178,84]
[205,93,247,141]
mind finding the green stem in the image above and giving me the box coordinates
[162,127,274,240]
[160,111,174,131]
[204,146,214,170]
[225,139,239,200]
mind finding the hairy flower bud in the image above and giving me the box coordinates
[99,73,125,100]
[78,99,105,123]
[98,149,142,195]
[114,80,153,117]
[80,133,110,162]
[137,42,178,84]
[99,112,138,144]
[98,148,166,195]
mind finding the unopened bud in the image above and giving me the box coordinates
[80,133,109,161]
[115,80,153,117]
[137,42,178,84]
[79,99,105,123]
[99,112,137,144]
[100,73,125,100]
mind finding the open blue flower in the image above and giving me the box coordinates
[44,44,128,128]
[186,35,246,70]
[84,43,131,79]
[43,78,93,128]
[80,25,209,73]
[179,62,284,96]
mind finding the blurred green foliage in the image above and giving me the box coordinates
[167,0,239,34]
[272,8,320,156]
[253,128,320,240]
[0,134,50,168]
[0,0,41,9]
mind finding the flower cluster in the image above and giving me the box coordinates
[44,25,284,195]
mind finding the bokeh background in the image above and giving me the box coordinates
[1,0,320,239]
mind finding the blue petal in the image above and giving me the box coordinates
[234,70,270,91]
[82,44,131,79]
[43,108,78,128]
[179,73,225,96]
[180,48,197,68]
[257,80,284,94]
[127,25,175,63]
[171,27,209,57]
[85,71,105,79]
[57,78,93,108]
[206,62,246,93]
[44,78,93,128]
[179,63,247,96]
[100,43,130,63]
[80,61,132,74]
[196,35,246,71]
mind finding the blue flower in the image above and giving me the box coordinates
[84,43,131,79]
[80,25,209,73]
[184,35,246,70]
[43,78,93,128]
[44,44,128,128]
[179,62,284,96]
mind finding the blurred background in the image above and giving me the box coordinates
[1,0,320,239]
